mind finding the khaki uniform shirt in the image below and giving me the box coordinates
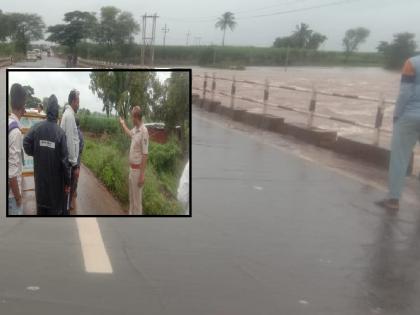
[129,123,149,165]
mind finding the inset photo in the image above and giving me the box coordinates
[6,69,191,216]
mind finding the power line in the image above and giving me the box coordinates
[160,0,307,22]
[194,36,202,46]
[235,0,362,20]
[233,0,312,15]
[161,24,169,47]
[161,0,362,23]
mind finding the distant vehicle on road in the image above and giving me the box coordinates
[65,55,77,67]
[33,49,42,59]
[26,51,37,61]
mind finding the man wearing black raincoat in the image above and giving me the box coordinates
[23,95,72,215]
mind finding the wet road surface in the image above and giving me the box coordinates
[2,58,420,314]
[12,55,64,68]
[191,108,420,314]
[2,108,418,314]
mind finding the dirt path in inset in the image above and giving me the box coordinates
[22,164,126,215]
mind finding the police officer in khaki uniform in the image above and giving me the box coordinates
[119,106,149,215]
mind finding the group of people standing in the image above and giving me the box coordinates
[8,55,417,215]
[8,84,83,215]
[8,83,149,215]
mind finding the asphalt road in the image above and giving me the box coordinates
[1,57,420,314]
[12,55,64,68]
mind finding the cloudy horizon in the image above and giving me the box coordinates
[2,0,420,52]
[8,71,172,114]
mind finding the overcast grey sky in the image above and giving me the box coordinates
[8,71,172,113]
[2,0,420,52]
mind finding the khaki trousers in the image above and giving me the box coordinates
[129,168,143,215]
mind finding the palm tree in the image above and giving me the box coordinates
[215,12,237,46]
[292,23,313,49]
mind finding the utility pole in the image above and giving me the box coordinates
[194,36,202,46]
[186,30,191,46]
[161,24,169,47]
[141,13,159,67]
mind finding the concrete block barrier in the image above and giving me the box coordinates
[192,95,414,174]
[283,122,337,148]
[260,115,285,133]
[243,111,264,128]
[232,109,247,122]
[333,137,414,175]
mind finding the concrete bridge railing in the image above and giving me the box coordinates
[193,93,416,176]
[193,73,397,146]
[192,72,418,175]
[0,56,13,68]
[77,57,149,69]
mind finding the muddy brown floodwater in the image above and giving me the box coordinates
[191,66,420,174]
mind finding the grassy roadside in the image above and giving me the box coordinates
[72,43,384,68]
[82,135,185,215]
[0,43,25,61]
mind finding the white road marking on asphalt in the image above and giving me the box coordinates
[76,218,113,274]
[26,286,40,291]
[253,185,263,191]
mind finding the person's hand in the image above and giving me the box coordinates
[15,196,22,208]
[64,185,70,194]
[138,175,145,188]
[119,117,125,126]
[73,167,80,178]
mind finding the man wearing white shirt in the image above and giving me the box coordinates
[8,83,27,215]
[60,89,80,210]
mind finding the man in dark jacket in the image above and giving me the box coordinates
[23,95,72,215]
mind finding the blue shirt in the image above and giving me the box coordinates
[394,55,420,119]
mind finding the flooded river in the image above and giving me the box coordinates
[191,66,420,173]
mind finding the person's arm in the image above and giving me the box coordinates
[9,177,22,206]
[77,129,84,166]
[138,155,148,187]
[62,113,77,166]
[60,133,71,193]
[23,126,35,156]
[9,130,23,206]
[394,59,416,122]
[71,116,79,166]
[119,117,132,138]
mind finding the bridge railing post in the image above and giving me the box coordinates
[374,93,385,146]
[263,78,269,115]
[211,73,216,104]
[230,75,236,109]
[202,73,208,105]
[307,85,317,128]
